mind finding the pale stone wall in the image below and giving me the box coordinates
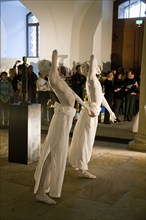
[20,0,113,69]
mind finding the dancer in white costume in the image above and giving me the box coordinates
[34,50,96,205]
[69,54,116,179]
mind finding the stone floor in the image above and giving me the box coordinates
[0,120,146,220]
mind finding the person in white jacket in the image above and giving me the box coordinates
[34,50,96,205]
[69,54,116,179]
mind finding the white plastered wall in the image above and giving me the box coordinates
[21,0,113,70]
[1,0,113,72]
[100,0,114,72]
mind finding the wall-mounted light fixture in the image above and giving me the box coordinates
[136,19,143,27]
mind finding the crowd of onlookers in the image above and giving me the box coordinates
[0,60,140,127]
[101,68,139,124]
[68,65,140,124]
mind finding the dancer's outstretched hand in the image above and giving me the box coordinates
[109,112,116,123]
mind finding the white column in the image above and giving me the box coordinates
[128,21,146,152]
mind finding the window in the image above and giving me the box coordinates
[26,12,39,57]
[118,0,146,19]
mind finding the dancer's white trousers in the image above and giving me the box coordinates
[34,102,75,197]
[69,102,100,170]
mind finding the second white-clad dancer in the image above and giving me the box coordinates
[69,54,116,178]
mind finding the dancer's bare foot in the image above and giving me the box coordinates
[78,170,96,179]
[36,193,56,205]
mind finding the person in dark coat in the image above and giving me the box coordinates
[123,71,139,122]
[113,71,124,122]
[104,71,114,124]
[71,64,86,109]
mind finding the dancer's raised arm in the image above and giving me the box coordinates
[49,49,58,85]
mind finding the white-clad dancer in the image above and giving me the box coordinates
[69,54,116,179]
[34,50,96,205]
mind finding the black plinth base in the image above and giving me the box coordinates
[8,103,41,164]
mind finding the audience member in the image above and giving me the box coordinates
[123,71,139,122]
[36,73,58,124]
[104,71,114,124]
[66,69,74,88]
[0,71,13,127]
[12,64,23,92]
[13,81,23,104]
[69,69,74,77]
[8,68,16,103]
[27,65,38,103]
[58,66,66,79]
[113,71,124,122]
[71,64,86,109]
[8,68,16,84]
[13,60,21,70]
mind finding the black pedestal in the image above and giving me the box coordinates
[9,103,41,164]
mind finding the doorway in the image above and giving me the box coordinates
[112,0,146,75]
